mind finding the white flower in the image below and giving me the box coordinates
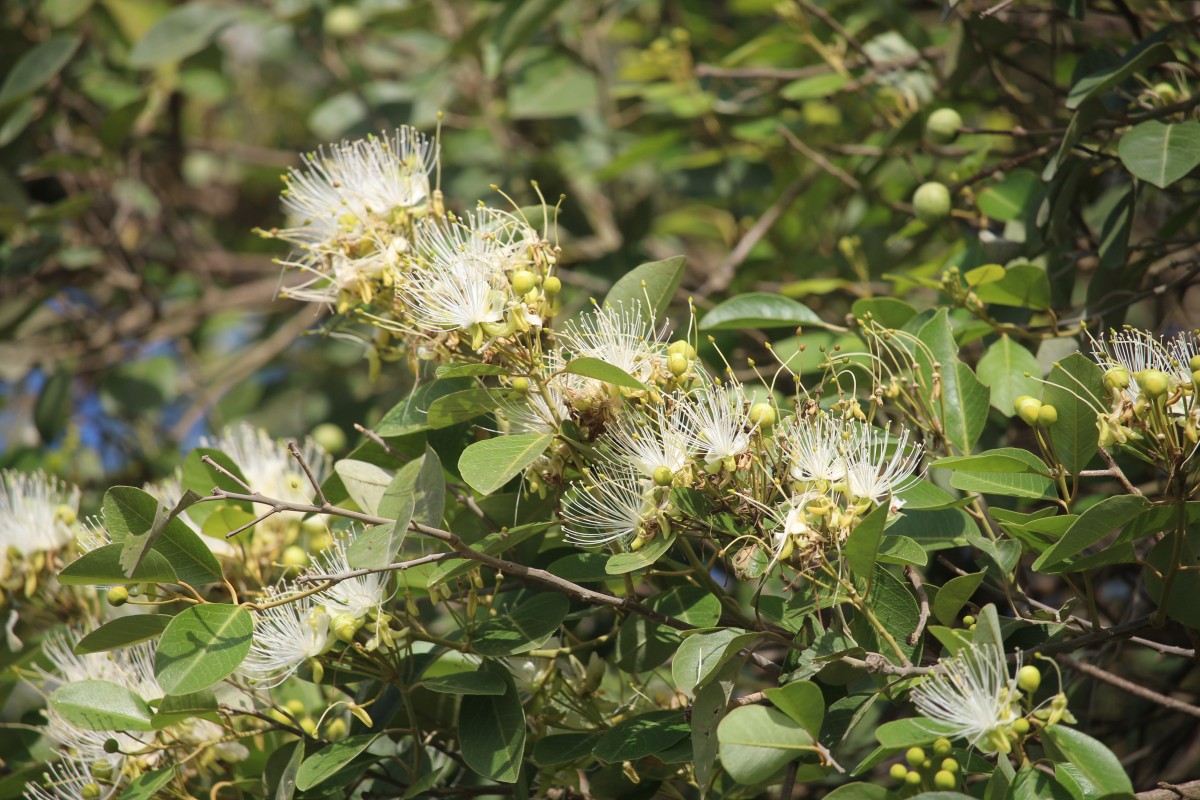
[599,400,697,479]
[242,591,333,688]
[681,384,753,466]
[410,208,537,277]
[842,423,923,506]
[782,415,847,485]
[306,530,389,620]
[498,381,570,435]
[910,643,1022,754]
[1168,330,1200,381]
[1092,329,1173,399]
[0,470,80,556]
[399,256,507,333]
[25,756,120,800]
[562,468,656,548]
[557,302,667,384]
[202,423,331,519]
[280,127,436,245]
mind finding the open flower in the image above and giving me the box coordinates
[306,529,389,620]
[241,591,333,688]
[1092,329,1174,402]
[25,756,119,800]
[557,302,667,386]
[202,423,331,521]
[842,422,923,508]
[680,383,754,468]
[399,256,507,335]
[782,414,847,486]
[0,470,80,557]
[562,467,657,548]
[598,400,697,480]
[910,643,1023,754]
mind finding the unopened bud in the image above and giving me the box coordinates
[106,586,129,607]
[511,270,537,295]
[653,466,674,487]
[1136,369,1170,399]
[1037,404,1058,426]
[332,613,363,643]
[1104,367,1130,391]
[511,376,530,393]
[542,276,562,296]
[748,402,776,428]
[667,352,689,377]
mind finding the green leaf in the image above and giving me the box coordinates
[59,545,176,586]
[851,297,917,329]
[435,363,507,378]
[844,502,889,589]
[594,710,690,762]
[374,379,472,436]
[472,592,569,656]
[853,566,921,665]
[876,535,928,567]
[427,387,524,429]
[976,170,1041,222]
[875,716,959,747]
[296,734,378,791]
[0,35,81,107]
[532,733,599,766]
[780,73,849,100]
[509,54,599,119]
[563,357,646,390]
[671,628,757,696]
[717,705,817,785]
[1043,354,1106,475]
[932,449,1051,473]
[763,681,824,738]
[151,689,219,728]
[605,530,676,574]
[34,367,72,445]
[976,335,1042,414]
[104,486,221,585]
[973,264,1051,310]
[74,615,170,654]
[154,604,253,694]
[933,571,986,627]
[1117,120,1200,189]
[1041,726,1134,799]
[1033,495,1151,572]
[334,459,392,516]
[459,433,553,496]
[347,451,428,570]
[604,255,686,323]
[699,292,825,331]
[181,448,250,499]
[421,670,507,696]
[127,3,239,68]
[116,767,177,799]
[458,661,526,783]
[411,445,446,527]
[1067,39,1174,109]
[49,680,155,731]
[484,0,569,78]
[917,310,990,453]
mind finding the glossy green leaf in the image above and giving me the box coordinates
[1067,39,1174,109]
[1041,726,1134,798]
[692,660,740,796]
[976,335,1042,414]
[563,357,646,389]
[334,459,392,516]
[763,681,824,738]
[49,680,155,732]
[1117,120,1200,189]
[104,486,221,585]
[973,264,1051,310]
[917,310,990,453]
[671,628,757,696]
[458,662,526,783]
[59,544,177,586]
[594,710,690,762]
[374,379,471,436]
[876,535,928,566]
[154,604,253,694]
[1042,354,1105,475]
[1033,495,1151,572]
[717,705,817,785]
[127,3,239,68]
[116,767,177,799]
[976,170,1041,222]
[472,592,569,656]
[699,292,824,331]
[604,255,686,323]
[151,689,219,728]
[875,716,959,747]
[844,502,889,589]
[459,433,553,495]
[296,734,378,791]
[933,571,986,627]
[0,35,81,107]
[532,733,599,766]
[605,530,676,574]
[427,387,524,429]
[421,670,507,695]
[932,449,1051,474]
[74,615,170,654]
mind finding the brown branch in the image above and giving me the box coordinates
[906,566,931,646]
[1138,779,1200,800]
[1058,655,1200,720]
[288,440,328,506]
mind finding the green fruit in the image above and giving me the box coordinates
[889,763,909,781]
[106,586,129,607]
[904,770,922,786]
[1104,367,1131,391]
[905,746,926,767]
[1017,665,1042,693]
[1192,369,1200,388]
[82,783,102,800]
[282,545,309,569]
[324,5,363,38]
[1013,717,1031,734]
[934,769,957,790]
[748,402,776,428]
[913,182,952,225]
[312,423,346,454]
[542,276,562,296]
[1136,369,1170,399]
[1016,396,1043,425]
[511,376,531,393]
[926,108,963,143]
[511,270,537,295]
[1190,354,1200,372]
[103,738,120,754]
[1037,404,1058,426]
[653,466,674,487]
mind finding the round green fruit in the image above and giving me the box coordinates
[934,769,957,790]
[1037,404,1058,426]
[1017,665,1042,693]
[905,746,926,767]
[748,402,776,428]
[1136,369,1170,399]
[926,108,963,143]
[324,6,363,38]
[106,586,129,607]
[542,276,562,296]
[889,763,909,782]
[913,182,952,225]
[312,423,347,454]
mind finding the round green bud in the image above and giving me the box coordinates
[1190,354,1200,372]
[332,613,363,644]
[1018,399,1043,426]
[82,783,102,800]
[511,376,531,393]
[311,423,346,454]
[941,758,958,772]
[913,182,952,225]
[1136,369,1170,399]
[932,737,953,757]
[968,623,977,631]
[653,466,674,487]
[668,352,690,377]
[1017,665,1042,693]
[905,746,926,767]
[1037,404,1059,426]
[748,402,776,428]
[1013,717,1031,735]
[961,614,976,626]
[668,340,697,360]
[323,5,363,38]
[285,699,306,716]
[511,270,537,296]
[325,717,348,740]
[103,738,120,754]
[281,546,309,569]
[1192,369,1200,388]
[1014,394,1041,418]
[934,769,957,790]
[926,108,963,143]
[905,770,922,787]
[106,585,129,607]
[889,763,909,782]
[921,758,933,770]
[299,717,318,736]
[542,276,562,296]
[1154,82,1179,104]
[1104,367,1131,391]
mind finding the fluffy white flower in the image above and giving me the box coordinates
[24,756,119,800]
[561,467,656,548]
[241,591,333,688]
[910,643,1022,754]
[782,414,847,485]
[681,384,753,467]
[399,257,507,333]
[0,470,80,557]
[1168,330,1200,380]
[599,401,697,479]
[410,208,537,277]
[307,530,389,620]
[1092,329,1173,399]
[498,381,570,435]
[842,422,923,506]
[202,423,331,520]
[557,302,667,384]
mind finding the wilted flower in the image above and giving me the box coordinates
[910,643,1022,754]
[0,470,80,557]
[242,591,333,687]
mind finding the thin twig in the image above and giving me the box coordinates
[354,423,402,459]
[1058,655,1200,719]
[200,455,252,492]
[1096,447,1143,495]
[288,440,328,506]
[906,566,931,646]
[297,552,455,583]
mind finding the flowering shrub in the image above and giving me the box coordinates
[5,1,1200,799]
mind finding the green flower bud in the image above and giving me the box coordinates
[1012,717,1031,735]
[281,546,309,569]
[311,423,346,454]
[905,746,926,767]
[748,402,776,428]
[1154,82,1179,104]
[933,737,953,757]
[1193,369,1200,389]
[332,613,363,643]
[325,717,348,740]
[1017,665,1042,693]
[106,586,129,607]
[889,763,909,781]
[285,699,306,716]
[542,276,562,296]
[1014,395,1041,423]
[1037,404,1058,426]
[653,466,674,487]
[941,758,958,772]
[511,270,537,296]
[1104,367,1131,391]
[82,783,102,800]
[913,182,952,225]
[1136,369,1170,399]
[926,108,963,143]
[1191,354,1200,372]
[668,352,690,377]
[905,770,922,786]
[103,738,120,754]
[668,340,697,360]
[299,717,318,736]
[962,614,976,626]
[934,769,957,790]
[324,5,363,38]
[511,376,530,393]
